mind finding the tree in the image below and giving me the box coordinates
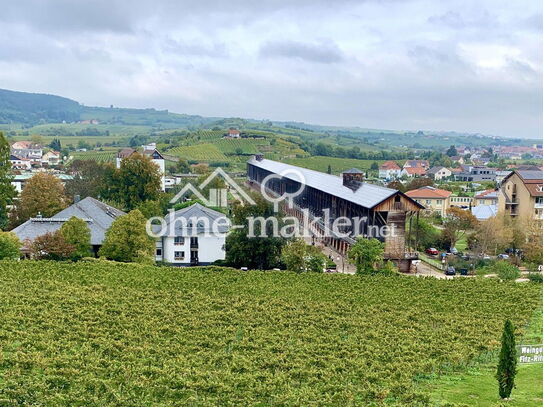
[471,216,512,256]
[281,239,327,273]
[387,180,406,193]
[225,195,287,270]
[11,173,68,227]
[65,159,108,200]
[60,216,91,259]
[446,145,458,157]
[406,177,434,191]
[370,161,379,171]
[49,138,61,151]
[101,153,161,210]
[99,210,155,264]
[327,164,332,174]
[0,132,17,230]
[0,231,21,260]
[496,320,517,399]
[30,231,75,260]
[441,207,477,249]
[408,216,441,251]
[348,237,384,274]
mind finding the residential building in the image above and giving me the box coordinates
[405,186,452,217]
[153,203,228,266]
[495,170,512,185]
[449,155,465,164]
[499,170,543,219]
[449,196,474,209]
[117,143,166,191]
[12,197,125,256]
[401,166,427,177]
[41,151,61,166]
[403,160,430,169]
[454,165,496,182]
[426,166,452,181]
[247,156,424,272]
[11,147,43,163]
[474,189,498,206]
[9,154,32,170]
[224,128,241,138]
[11,173,73,194]
[378,161,402,180]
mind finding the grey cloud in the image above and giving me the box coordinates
[163,39,229,58]
[259,40,344,64]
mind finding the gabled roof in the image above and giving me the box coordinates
[12,197,125,245]
[426,166,449,175]
[403,167,426,176]
[117,147,136,158]
[403,160,429,168]
[475,189,498,199]
[379,161,401,170]
[471,204,497,220]
[503,170,543,197]
[248,157,423,210]
[342,168,363,174]
[405,186,452,199]
[155,203,229,235]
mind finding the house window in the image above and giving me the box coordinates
[436,200,442,206]
[156,248,162,256]
[174,251,185,260]
[426,200,431,205]
[536,197,543,205]
[174,236,185,245]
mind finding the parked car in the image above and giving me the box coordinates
[449,247,458,255]
[459,268,469,276]
[497,254,510,260]
[445,266,456,276]
[426,248,439,256]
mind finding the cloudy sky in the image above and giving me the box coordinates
[1,0,543,138]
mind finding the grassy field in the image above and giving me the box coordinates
[282,156,389,174]
[0,261,540,406]
[427,299,543,406]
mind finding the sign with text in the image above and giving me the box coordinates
[518,344,543,364]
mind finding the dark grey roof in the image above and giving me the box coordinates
[342,168,363,174]
[152,203,229,235]
[248,157,404,209]
[426,166,445,174]
[12,197,125,245]
[517,170,543,180]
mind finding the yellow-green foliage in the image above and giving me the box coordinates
[0,260,540,406]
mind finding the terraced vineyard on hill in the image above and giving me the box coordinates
[0,260,540,406]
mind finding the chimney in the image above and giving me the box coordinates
[255,153,264,162]
[74,195,81,203]
[342,168,364,190]
[36,212,42,219]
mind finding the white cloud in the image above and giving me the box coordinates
[0,0,543,137]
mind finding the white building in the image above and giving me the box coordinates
[378,161,402,180]
[116,143,166,191]
[154,203,229,266]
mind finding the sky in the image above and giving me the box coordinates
[1,0,543,138]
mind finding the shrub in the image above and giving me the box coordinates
[31,231,75,261]
[0,231,21,260]
[59,216,91,260]
[527,273,543,284]
[494,261,520,281]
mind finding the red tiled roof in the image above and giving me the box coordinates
[405,186,452,199]
[379,160,401,170]
[404,167,426,175]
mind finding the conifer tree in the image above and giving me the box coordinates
[496,319,517,399]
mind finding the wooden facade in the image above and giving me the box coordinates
[247,160,423,272]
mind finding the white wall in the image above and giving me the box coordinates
[158,233,226,265]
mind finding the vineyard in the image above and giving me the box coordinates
[283,156,390,174]
[0,260,540,406]
[70,150,117,162]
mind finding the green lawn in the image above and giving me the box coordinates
[426,287,543,406]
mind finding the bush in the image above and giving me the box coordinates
[527,273,543,284]
[0,232,21,260]
[494,261,520,281]
[31,231,75,261]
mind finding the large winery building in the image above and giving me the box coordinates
[247,155,424,271]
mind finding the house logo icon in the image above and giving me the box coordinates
[170,167,256,207]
